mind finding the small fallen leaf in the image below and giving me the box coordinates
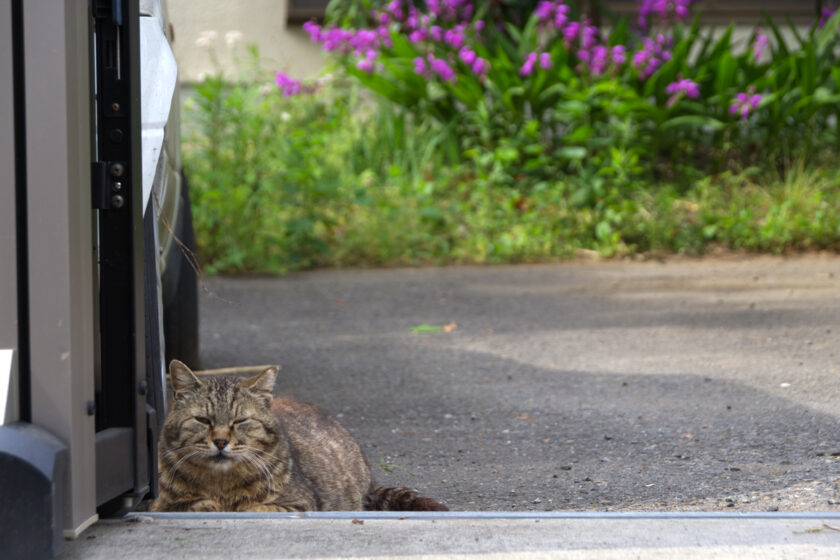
[516,413,535,421]
[351,518,364,525]
[794,523,840,534]
[443,321,457,332]
[411,324,443,333]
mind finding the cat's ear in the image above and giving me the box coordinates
[169,360,204,395]
[241,366,278,395]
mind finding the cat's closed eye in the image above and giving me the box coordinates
[193,416,212,425]
[232,418,250,425]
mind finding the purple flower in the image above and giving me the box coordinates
[429,55,456,83]
[356,49,377,73]
[577,44,624,75]
[472,57,490,76]
[429,25,443,42]
[275,72,302,97]
[539,52,553,70]
[563,21,580,43]
[665,76,700,107]
[405,7,420,29]
[535,1,570,31]
[611,45,627,66]
[820,4,837,28]
[637,0,695,29]
[384,0,403,21]
[520,52,538,76]
[589,45,610,74]
[580,22,599,49]
[554,5,570,29]
[459,47,477,65]
[356,58,375,73]
[752,28,769,62]
[632,34,672,79]
[729,87,762,118]
[413,56,428,76]
[535,1,554,21]
[444,25,466,49]
[302,21,322,42]
[409,29,427,43]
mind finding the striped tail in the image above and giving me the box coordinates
[364,485,449,511]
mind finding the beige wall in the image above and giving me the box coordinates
[166,0,327,82]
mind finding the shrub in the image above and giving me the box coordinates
[290,0,840,187]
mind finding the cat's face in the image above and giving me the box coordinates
[161,360,281,473]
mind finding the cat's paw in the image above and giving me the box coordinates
[246,503,304,513]
[188,499,222,512]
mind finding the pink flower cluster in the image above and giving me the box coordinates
[275,72,302,97]
[459,47,490,76]
[425,0,474,23]
[520,51,553,76]
[303,21,390,55]
[730,87,762,119]
[632,34,673,78]
[302,20,391,74]
[637,0,695,29]
[302,0,489,82]
[534,0,570,30]
[578,45,627,75]
[665,76,700,107]
[414,54,457,83]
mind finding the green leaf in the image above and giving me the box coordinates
[595,221,612,241]
[557,146,587,160]
[410,324,444,333]
[763,14,790,57]
[661,115,725,131]
[813,87,840,106]
[713,53,737,98]
[815,9,840,54]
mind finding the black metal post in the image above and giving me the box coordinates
[92,0,149,508]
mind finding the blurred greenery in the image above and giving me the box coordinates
[182,7,840,275]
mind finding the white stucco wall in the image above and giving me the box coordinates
[166,0,327,82]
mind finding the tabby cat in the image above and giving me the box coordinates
[151,360,448,512]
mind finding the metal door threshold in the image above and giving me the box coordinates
[127,510,840,521]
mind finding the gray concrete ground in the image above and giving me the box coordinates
[59,256,840,558]
[58,514,840,559]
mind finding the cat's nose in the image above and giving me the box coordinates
[213,438,229,450]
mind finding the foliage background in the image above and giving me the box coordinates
[183,2,840,274]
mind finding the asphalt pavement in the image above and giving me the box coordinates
[197,256,840,512]
[58,255,840,558]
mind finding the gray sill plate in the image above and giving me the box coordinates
[128,511,840,520]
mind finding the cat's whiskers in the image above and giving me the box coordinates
[239,449,273,496]
[163,444,195,461]
[237,445,285,464]
[169,450,201,478]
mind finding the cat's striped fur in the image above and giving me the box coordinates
[151,360,447,512]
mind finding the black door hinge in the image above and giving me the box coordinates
[91,160,126,210]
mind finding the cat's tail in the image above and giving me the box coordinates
[364,485,449,511]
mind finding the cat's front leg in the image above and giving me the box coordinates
[185,498,223,512]
[244,501,308,513]
[150,496,223,512]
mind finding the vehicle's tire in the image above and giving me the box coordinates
[163,175,200,370]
